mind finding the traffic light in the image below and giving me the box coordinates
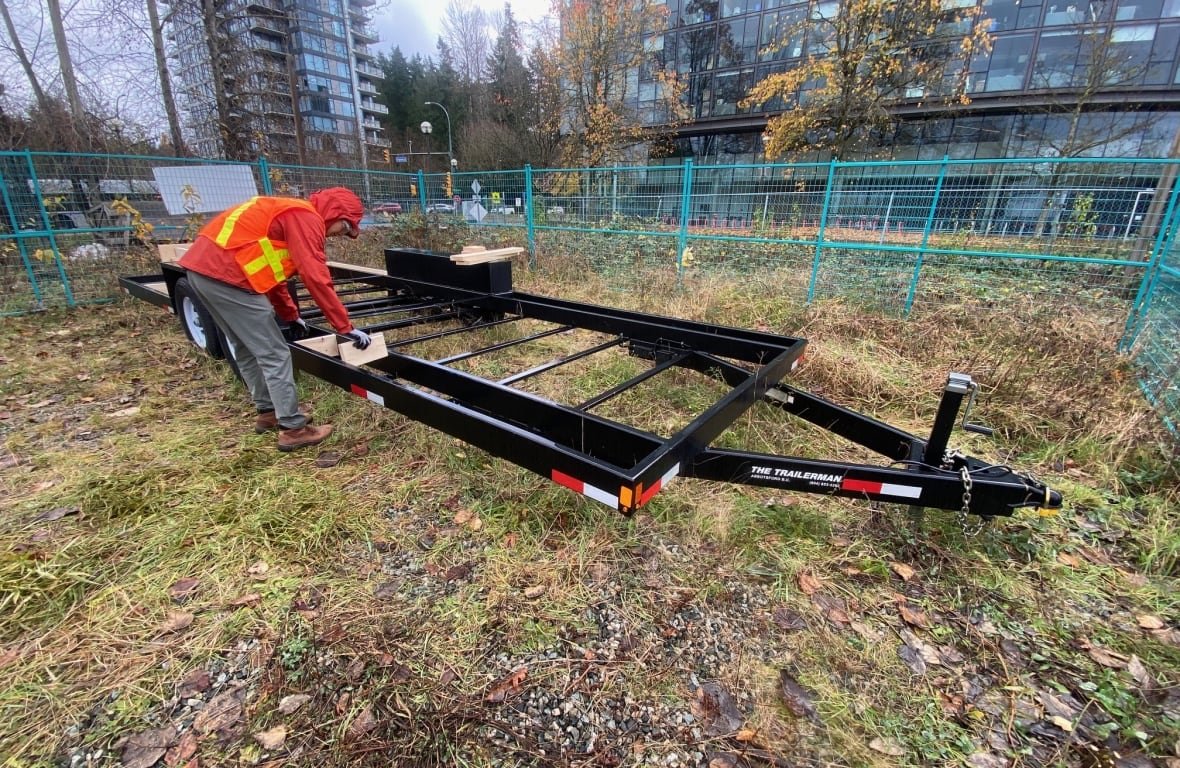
[444,172,453,197]
[383,149,390,163]
[410,183,417,196]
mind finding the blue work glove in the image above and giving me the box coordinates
[342,328,372,349]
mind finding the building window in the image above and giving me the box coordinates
[985,34,1034,90]
[1033,30,1082,88]
[1117,0,1164,19]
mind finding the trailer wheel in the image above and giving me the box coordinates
[174,278,225,359]
[215,327,244,382]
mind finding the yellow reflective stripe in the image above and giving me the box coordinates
[213,197,260,246]
[256,237,288,282]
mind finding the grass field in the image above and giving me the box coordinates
[1,246,1177,768]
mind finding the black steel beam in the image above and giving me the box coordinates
[498,337,627,387]
[436,325,574,365]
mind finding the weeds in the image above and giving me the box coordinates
[0,256,1177,767]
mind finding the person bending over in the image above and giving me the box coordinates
[178,187,372,451]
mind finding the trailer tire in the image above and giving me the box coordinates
[174,278,225,359]
[215,327,244,382]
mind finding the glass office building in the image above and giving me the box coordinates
[634,0,1180,162]
[165,0,388,163]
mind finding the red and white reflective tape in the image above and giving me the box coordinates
[551,469,618,507]
[637,462,681,507]
[841,477,922,500]
[349,384,385,407]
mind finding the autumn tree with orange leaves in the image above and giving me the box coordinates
[742,0,990,160]
[547,0,687,167]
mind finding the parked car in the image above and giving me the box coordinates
[491,205,516,215]
[426,202,455,213]
[546,205,565,215]
[372,201,402,215]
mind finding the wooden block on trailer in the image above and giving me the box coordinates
[460,245,487,253]
[295,334,340,357]
[157,242,193,263]
[449,246,525,265]
[339,331,388,367]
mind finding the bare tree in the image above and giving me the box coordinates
[442,0,490,85]
[44,0,84,130]
[146,0,186,155]
[0,0,51,114]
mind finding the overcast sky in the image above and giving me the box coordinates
[370,0,550,61]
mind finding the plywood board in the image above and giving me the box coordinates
[326,260,387,275]
[449,246,524,265]
[461,245,487,253]
[295,335,340,357]
[339,331,387,367]
[158,242,193,263]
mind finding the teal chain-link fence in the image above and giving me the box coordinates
[1,150,1176,436]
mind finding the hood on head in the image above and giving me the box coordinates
[309,187,363,238]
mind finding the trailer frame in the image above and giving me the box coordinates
[120,247,1061,520]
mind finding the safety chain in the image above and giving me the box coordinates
[957,465,989,537]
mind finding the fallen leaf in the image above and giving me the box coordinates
[373,579,400,600]
[440,668,457,685]
[193,689,244,735]
[176,669,210,698]
[811,593,850,625]
[1056,551,1082,568]
[899,643,927,675]
[1137,615,1165,630]
[163,731,197,767]
[34,506,80,522]
[1049,715,1074,732]
[771,606,806,631]
[503,532,519,548]
[797,572,821,595]
[691,682,744,736]
[454,509,473,525]
[111,406,140,417]
[708,755,739,768]
[851,621,884,642]
[314,451,341,468]
[889,562,916,581]
[898,601,930,629]
[444,562,473,581]
[278,694,311,714]
[778,670,820,722]
[335,692,351,715]
[485,667,528,703]
[868,737,906,756]
[1127,654,1154,690]
[1087,643,1128,669]
[467,515,483,531]
[247,561,269,576]
[523,585,546,599]
[734,728,758,742]
[227,593,261,608]
[158,611,194,635]
[122,725,177,768]
[168,577,199,601]
[352,441,370,457]
[346,705,377,738]
[253,725,286,751]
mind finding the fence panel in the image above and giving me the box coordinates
[1,150,1175,436]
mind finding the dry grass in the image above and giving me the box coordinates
[0,248,1177,768]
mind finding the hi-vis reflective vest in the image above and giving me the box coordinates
[197,196,319,293]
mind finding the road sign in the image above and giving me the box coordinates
[491,191,501,203]
[471,180,481,194]
[395,155,407,164]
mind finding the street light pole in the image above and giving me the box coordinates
[424,101,454,170]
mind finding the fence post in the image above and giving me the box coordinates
[0,162,44,308]
[258,157,273,195]
[806,158,838,304]
[25,149,74,307]
[677,157,693,277]
[524,164,536,269]
[417,170,427,212]
[1120,172,1180,352]
[904,155,949,316]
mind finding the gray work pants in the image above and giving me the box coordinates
[187,271,308,429]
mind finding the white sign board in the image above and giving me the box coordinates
[462,200,487,223]
[152,164,259,215]
[470,180,481,194]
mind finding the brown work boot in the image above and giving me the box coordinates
[255,406,312,433]
[277,423,334,452]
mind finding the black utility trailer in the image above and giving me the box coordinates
[120,248,1061,521]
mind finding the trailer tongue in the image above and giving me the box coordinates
[120,247,1061,523]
